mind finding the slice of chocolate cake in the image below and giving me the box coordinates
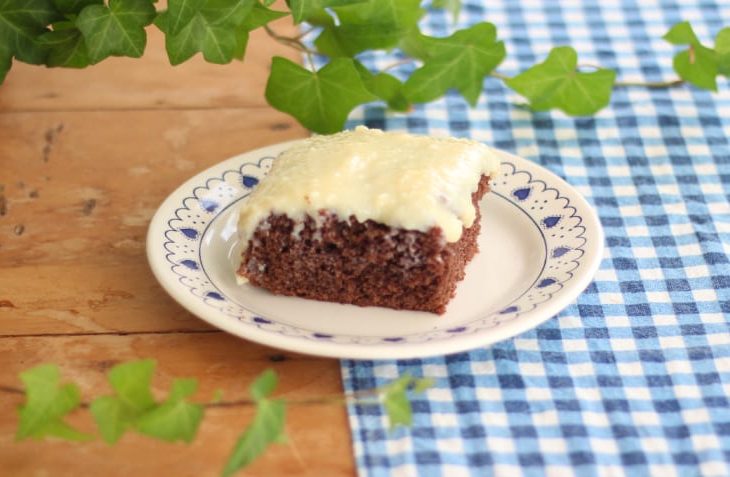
[236,126,501,314]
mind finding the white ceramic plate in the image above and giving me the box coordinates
[147,139,603,360]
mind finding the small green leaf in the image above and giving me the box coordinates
[314,0,423,56]
[135,378,203,443]
[0,0,61,64]
[403,22,505,106]
[294,7,334,26]
[250,369,277,401]
[505,46,616,115]
[221,399,286,477]
[52,0,102,15]
[90,360,157,443]
[241,2,287,31]
[16,364,90,441]
[381,375,413,429]
[286,0,364,24]
[368,73,410,111]
[90,396,129,443]
[75,0,156,63]
[663,21,719,91]
[0,45,11,84]
[663,21,700,45]
[265,56,375,133]
[158,0,254,65]
[383,389,411,428]
[50,20,77,31]
[231,28,248,60]
[672,45,717,91]
[398,29,431,61]
[714,27,730,77]
[108,359,156,413]
[92,362,205,444]
[169,377,198,400]
[38,28,90,67]
[355,63,410,112]
[167,0,200,35]
[42,420,93,441]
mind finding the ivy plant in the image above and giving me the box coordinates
[0,1,728,133]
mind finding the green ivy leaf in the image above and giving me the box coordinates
[135,378,204,443]
[158,0,254,65]
[241,2,287,31]
[354,61,409,111]
[403,22,505,106]
[0,45,12,83]
[367,73,410,111]
[672,45,717,91]
[398,28,431,61]
[221,369,286,477]
[75,0,155,64]
[52,0,102,15]
[505,46,616,115]
[382,375,413,429]
[90,359,157,443]
[16,364,90,441]
[167,0,199,35]
[90,396,129,443]
[108,359,156,412]
[315,0,423,57]
[663,21,699,45]
[663,21,718,91]
[715,27,730,77]
[0,0,61,64]
[265,56,375,133]
[287,0,364,24]
[221,399,286,477]
[91,361,204,444]
[38,28,90,67]
[250,369,278,401]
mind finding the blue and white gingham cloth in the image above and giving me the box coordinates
[311,0,730,475]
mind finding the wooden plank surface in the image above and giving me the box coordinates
[0,335,352,477]
[0,12,356,477]
[0,28,281,112]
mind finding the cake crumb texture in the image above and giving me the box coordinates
[238,177,490,314]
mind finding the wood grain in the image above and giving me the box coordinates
[0,8,355,476]
[0,26,294,112]
[0,334,354,477]
[0,109,303,334]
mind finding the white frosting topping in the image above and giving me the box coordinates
[238,126,501,246]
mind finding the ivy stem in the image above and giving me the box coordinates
[263,25,318,72]
[489,68,683,90]
[0,383,383,408]
[614,78,685,88]
[489,71,512,81]
[294,27,315,41]
[381,58,416,72]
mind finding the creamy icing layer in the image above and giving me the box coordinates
[238,126,501,246]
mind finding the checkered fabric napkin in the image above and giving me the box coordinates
[308,0,730,475]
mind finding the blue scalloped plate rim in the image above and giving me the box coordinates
[147,139,603,360]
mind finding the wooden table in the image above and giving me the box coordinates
[0,19,355,477]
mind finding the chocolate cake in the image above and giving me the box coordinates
[236,127,501,314]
